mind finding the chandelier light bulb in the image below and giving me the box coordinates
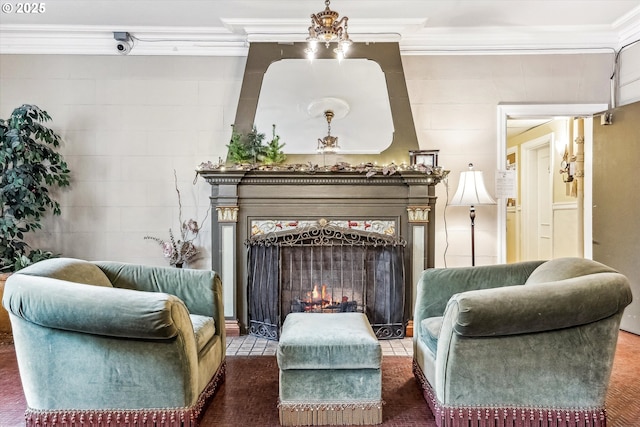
[305,47,316,60]
[306,0,352,60]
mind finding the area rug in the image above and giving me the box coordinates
[200,355,434,427]
[1,331,639,427]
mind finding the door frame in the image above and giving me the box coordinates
[496,103,608,264]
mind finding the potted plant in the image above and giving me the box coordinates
[0,104,71,339]
[225,123,286,165]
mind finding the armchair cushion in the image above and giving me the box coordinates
[419,316,442,355]
[191,314,216,352]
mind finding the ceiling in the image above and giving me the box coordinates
[1,1,639,55]
[1,1,635,140]
[506,118,552,138]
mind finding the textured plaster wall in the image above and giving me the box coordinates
[402,53,613,266]
[0,55,245,269]
[0,51,627,269]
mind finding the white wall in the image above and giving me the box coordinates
[0,51,630,269]
[402,53,613,266]
[619,42,640,106]
[0,55,245,268]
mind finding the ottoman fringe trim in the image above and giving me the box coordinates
[412,360,607,427]
[278,399,383,426]
[24,361,226,427]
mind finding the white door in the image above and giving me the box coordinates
[534,145,552,259]
[522,135,553,260]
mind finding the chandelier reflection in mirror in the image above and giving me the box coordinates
[317,110,340,153]
[305,0,353,60]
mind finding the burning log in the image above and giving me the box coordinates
[290,295,359,313]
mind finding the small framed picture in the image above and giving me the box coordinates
[409,150,439,167]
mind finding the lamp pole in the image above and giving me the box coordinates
[450,163,495,267]
[470,205,476,266]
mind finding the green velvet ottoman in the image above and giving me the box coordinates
[277,313,382,426]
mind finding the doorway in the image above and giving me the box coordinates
[496,103,608,264]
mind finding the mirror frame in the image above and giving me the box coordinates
[233,42,419,165]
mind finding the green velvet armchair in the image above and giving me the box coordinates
[2,258,226,427]
[412,257,632,427]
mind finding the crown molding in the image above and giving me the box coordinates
[1,16,638,57]
[613,4,640,45]
[222,18,426,43]
[0,25,248,56]
[399,25,624,55]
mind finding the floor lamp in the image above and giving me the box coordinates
[450,163,496,266]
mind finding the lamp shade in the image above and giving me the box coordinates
[450,169,496,206]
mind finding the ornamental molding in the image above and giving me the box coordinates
[198,169,447,187]
[407,206,431,223]
[216,206,239,223]
[203,177,244,185]
[246,218,405,248]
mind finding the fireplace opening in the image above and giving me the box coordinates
[246,219,406,340]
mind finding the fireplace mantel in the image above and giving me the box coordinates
[198,168,444,335]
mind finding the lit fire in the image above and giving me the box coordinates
[293,284,358,313]
[307,284,330,304]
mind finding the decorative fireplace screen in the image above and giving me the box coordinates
[246,219,406,340]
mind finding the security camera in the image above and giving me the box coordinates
[113,32,132,55]
[115,41,132,55]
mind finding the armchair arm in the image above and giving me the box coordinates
[447,272,633,337]
[413,261,543,327]
[3,274,191,339]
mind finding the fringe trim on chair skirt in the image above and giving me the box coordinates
[24,361,226,427]
[278,399,383,426]
[412,360,607,427]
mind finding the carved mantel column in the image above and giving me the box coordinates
[201,171,244,336]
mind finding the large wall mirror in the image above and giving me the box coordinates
[254,58,393,154]
[233,42,419,164]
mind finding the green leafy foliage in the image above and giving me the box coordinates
[0,104,71,271]
[226,124,251,164]
[262,124,287,165]
[245,125,267,163]
[226,123,286,165]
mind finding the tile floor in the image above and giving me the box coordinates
[226,335,414,357]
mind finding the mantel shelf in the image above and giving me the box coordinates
[197,168,448,186]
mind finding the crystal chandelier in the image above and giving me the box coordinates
[305,0,353,60]
[317,110,340,153]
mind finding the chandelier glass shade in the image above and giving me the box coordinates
[305,0,353,60]
[317,110,340,153]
